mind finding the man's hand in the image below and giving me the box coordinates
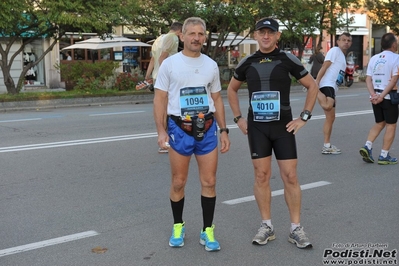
[157,131,170,150]
[286,118,307,135]
[371,94,383,105]
[219,133,230,153]
[237,118,248,135]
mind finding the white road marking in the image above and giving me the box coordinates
[222,181,331,205]
[0,231,99,257]
[0,109,373,153]
[336,94,362,98]
[0,133,157,153]
[0,111,145,123]
[312,110,373,120]
[0,118,42,123]
[89,111,144,116]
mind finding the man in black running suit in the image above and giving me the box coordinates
[227,17,318,249]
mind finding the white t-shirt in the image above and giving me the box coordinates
[319,47,347,91]
[155,52,221,117]
[151,33,179,79]
[367,50,399,99]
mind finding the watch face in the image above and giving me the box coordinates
[300,111,311,121]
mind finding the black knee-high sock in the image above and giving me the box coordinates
[170,197,184,224]
[201,195,216,231]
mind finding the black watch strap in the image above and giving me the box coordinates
[219,128,229,134]
[233,115,242,123]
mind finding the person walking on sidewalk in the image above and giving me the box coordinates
[145,22,183,153]
[315,33,352,154]
[153,17,230,251]
[359,32,399,165]
[308,46,324,79]
[227,17,318,249]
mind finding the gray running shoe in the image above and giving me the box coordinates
[322,144,341,154]
[252,223,276,245]
[288,226,312,249]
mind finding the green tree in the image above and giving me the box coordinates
[125,0,268,64]
[365,0,399,35]
[0,0,128,94]
[317,0,360,47]
[266,0,319,59]
[269,0,360,59]
[123,0,197,37]
[191,1,261,59]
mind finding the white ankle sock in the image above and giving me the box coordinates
[291,223,300,233]
[365,141,372,150]
[262,219,273,230]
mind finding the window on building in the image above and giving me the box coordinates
[24,40,44,86]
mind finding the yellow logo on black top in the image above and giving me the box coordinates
[259,58,272,63]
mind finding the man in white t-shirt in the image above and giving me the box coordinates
[145,22,182,83]
[359,33,399,165]
[153,17,230,252]
[144,22,182,153]
[315,32,352,154]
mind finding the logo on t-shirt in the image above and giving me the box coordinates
[260,58,272,63]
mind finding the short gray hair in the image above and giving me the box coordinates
[182,17,206,34]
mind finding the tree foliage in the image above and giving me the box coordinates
[0,0,129,94]
[265,0,320,58]
[365,0,399,35]
[0,0,390,94]
[125,0,268,62]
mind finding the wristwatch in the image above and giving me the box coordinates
[219,128,229,134]
[300,110,312,121]
[233,115,242,123]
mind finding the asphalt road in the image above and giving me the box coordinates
[0,82,398,266]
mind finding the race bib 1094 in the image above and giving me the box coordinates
[179,86,209,117]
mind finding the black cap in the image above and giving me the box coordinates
[255,18,279,32]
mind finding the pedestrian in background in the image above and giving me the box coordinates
[144,22,182,153]
[308,46,324,79]
[145,22,183,85]
[315,33,352,155]
[227,17,318,249]
[66,51,72,60]
[153,17,230,251]
[359,32,399,165]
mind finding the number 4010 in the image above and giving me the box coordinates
[257,102,274,110]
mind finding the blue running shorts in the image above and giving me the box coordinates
[167,117,218,156]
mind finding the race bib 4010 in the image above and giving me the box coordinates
[250,91,280,122]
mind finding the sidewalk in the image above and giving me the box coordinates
[0,81,366,112]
